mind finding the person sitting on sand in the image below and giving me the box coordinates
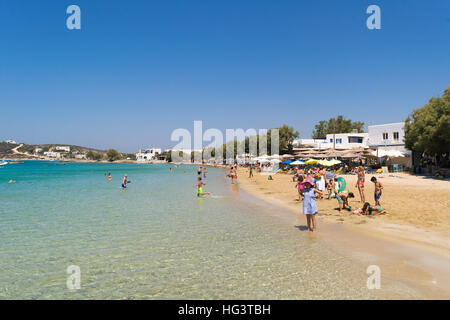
[353,202,387,216]
[302,178,323,232]
[195,177,210,197]
[371,176,383,206]
[336,190,355,212]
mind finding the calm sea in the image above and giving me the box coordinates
[0,161,412,299]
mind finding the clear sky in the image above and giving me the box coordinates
[1,0,449,152]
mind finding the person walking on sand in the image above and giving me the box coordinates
[249,165,254,178]
[356,166,365,203]
[371,176,383,206]
[302,179,323,232]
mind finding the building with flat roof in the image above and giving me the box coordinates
[294,133,368,150]
[136,148,162,161]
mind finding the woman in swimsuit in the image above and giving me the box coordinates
[356,166,365,203]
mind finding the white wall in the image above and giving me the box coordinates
[368,122,405,147]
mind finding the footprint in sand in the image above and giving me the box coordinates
[337,218,345,222]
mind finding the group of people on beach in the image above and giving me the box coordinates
[290,165,387,231]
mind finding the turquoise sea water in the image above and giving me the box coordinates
[0,161,411,299]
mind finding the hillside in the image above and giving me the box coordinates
[0,142,108,160]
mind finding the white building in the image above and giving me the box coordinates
[294,133,368,150]
[367,122,410,154]
[136,148,162,162]
[35,148,43,153]
[4,140,17,144]
[56,146,70,152]
[74,154,86,160]
[44,152,61,158]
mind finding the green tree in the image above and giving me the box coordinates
[86,151,103,161]
[312,116,364,139]
[404,86,450,159]
[106,149,121,161]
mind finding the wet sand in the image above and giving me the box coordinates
[236,167,450,298]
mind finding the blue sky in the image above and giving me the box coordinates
[1,0,449,152]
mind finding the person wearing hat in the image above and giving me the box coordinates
[301,178,323,232]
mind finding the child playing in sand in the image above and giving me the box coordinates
[353,202,387,216]
[371,176,383,206]
[336,190,355,212]
[302,179,323,232]
[195,177,210,197]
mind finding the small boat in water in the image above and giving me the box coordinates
[0,161,8,166]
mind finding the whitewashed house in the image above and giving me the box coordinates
[136,148,162,162]
[367,122,410,155]
[44,152,61,158]
[294,133,368,150]
[35,148,43,153]
[56,146,70,152]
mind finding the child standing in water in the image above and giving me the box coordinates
[302,179,322,232]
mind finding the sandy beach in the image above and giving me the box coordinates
[235,167,450,298]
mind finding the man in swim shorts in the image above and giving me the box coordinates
[122,174,128,189]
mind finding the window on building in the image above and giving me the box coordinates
[382,132,388,140]
[393,132,399,141]
[348,136,364,144]
[330,139,333,143]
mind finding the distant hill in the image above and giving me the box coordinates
[0,142,108,160]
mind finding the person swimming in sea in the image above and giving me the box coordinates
[107,173,112,181]
[195,177,210,197]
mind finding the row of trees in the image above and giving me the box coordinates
[312,115,364,139]
[86,149,136,161]
[404,86,450,159]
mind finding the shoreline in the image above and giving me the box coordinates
[235,167,450,298]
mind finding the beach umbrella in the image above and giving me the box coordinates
[304,159,318,165]
[328,159,342,165]
[282,160,293,164]
[290,160,305,165]
[317,159,333,167]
